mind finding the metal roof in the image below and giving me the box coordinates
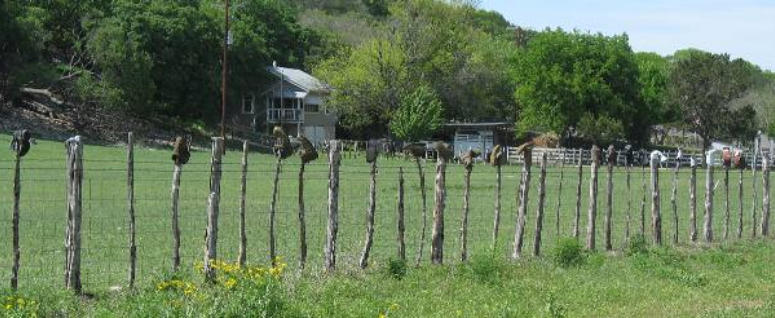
[267,66,330,93]
[444,121,513,128]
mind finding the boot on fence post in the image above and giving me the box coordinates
[573,152,583,238]
[359,140,380,268]
[127,132,137,288]
[65,135,83,292]
[10,129,32,290]
[735,150,745,238]
[270,126,293,266]
[325,140,342,273]
[586,145,601,250]
[238,141,249,267]
[650,151,663,245]
[403,143,427,267]
[604,145,616,251]
[491,145,505,249]
[671,150,681,245]
[704,150,717,243]
[533,152,548,256]
[397,167,406,261]
[689,157,698,242]
[170,136,190,271]
[460,149,480,262]
[297,136,318,269]
[431,142,452,265]
[761,157,770,236]
[204,137,224,282]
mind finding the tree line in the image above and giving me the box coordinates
[2,0,774,149]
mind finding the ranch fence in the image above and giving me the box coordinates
[1,134,774,293]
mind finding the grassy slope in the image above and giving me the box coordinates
[0,134,774,316]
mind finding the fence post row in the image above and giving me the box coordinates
[325,140,341,273]
[64,136,83,292]
[204,137,224,282]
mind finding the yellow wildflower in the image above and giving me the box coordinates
[224,277,237,289]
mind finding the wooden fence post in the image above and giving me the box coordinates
[460,150,477,262]
[586,145,600,250]
[761,158,770,236]
[170,136,189,271]
[625,156,632,243]
[555,152,565,237]
[671,155,679,245]
[533,152,548,256]
[512,146,532,259]
[650,152,661,245]
[604,145,615,251]
[752,144,759,238]
[431,143,451,265]
[269,156,281,265]
[297,136,318,269]
[724,164,730,240]
[414,157,427,267]
[11,151,21,290]
[737,164,744,238]
[492,164,502,247]
[127,132,137,288]
[704,156,714,243]
[573,152,582,239]
[325,140,341,272]
[65,136,83,292]
[204,137,224,282]
[640,158,647,236]
[689,159,698,242]
[397,167,406,261]
[238,141,248,266]
[359,152,378,269]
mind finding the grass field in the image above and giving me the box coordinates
[1,134,774,316]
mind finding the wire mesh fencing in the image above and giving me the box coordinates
[0,138,771,292]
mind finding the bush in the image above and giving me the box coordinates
[464,253,506,285]
[551,238,585,267]
[625,235,649,256]
[386,258,407,280]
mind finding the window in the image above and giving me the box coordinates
[304,103,320,113]
[242,94,255,114]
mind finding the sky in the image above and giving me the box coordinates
[480,0,775,71]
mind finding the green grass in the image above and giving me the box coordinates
[1,134,774,316]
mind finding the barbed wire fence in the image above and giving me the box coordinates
[0,134,772,292]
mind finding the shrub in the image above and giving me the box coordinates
[625,235,649,256]
[386,258,407,280]
[551,238,585,267]
[465,253,506,285]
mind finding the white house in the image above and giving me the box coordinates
[239,65,337,147]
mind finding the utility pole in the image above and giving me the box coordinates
[220,0,230,141]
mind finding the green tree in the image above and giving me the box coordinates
[512,29,642,144]
[390,84,443,141]
[668,50,755,150]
